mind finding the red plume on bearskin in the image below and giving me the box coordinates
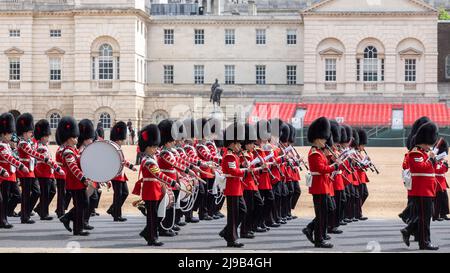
[16,113,34,136]
[34,119,51,140]
[110,121,127,142]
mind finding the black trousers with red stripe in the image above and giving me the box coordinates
[404,196,433,248]
[291,181,302,212]
[55,178,66,217]
[35,178,55,218]
[259,189,275,226]
[66,189,88,235]
[1,181,11,225]
[222,196,247,243]
[272,181,282,222]
[307,194,329,244]
[434,190,449,219]
[241,190,263,235]
[109,181,129,220]
[143,200,161,243]
[20,177,40,222]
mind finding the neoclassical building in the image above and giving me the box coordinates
[0,0,442,134]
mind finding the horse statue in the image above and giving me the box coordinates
[210,79,223,108]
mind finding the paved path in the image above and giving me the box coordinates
[1,215,449,253]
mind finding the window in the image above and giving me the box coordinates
[225,29,235,45]
[356,59,361,81]
[50,29,61,37]
[195,29,204,45]
[164,65,174,84]
[446,55,450,79]
[287,29,297,45]
[325,59,336,82]
[405,59,416,82]
[98,44,113,80]
[49,113,61,129]
[194,65,204,85]
[49,58,61,81]
[225,65,235,85]
[256,65,266,85]
[363,46,378,82]
[256,29,266,45]
[9,29,20,37]
[9,58,20,81]
[287,65,297,85]
[99,112,112,129]
[164,29,174,45]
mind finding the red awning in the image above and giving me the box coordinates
[403,104,450,127]
[303,104,392,126]
[249,103,297,123]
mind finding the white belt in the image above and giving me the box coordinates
[311,172,322,176]
[335,171,343,175]
[160,169,176,174]
[143,178,159,182]
[20,159,31,162]
[435,174,446,177]
[56,162,63,166]
[411,173,435,177]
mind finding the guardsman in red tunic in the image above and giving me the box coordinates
[303,117,340,249]
[54,132,68,218]
[326,120,344,235]
[0,113,28,229]
[399,117,431,225]
[240,123,265,238]
[58,117,94,236]
[158,119,192,236]
[16,113,61,224]
[196,118,221,221]
[356,129,370,221]
[137,124,178,246]
[76,119,96,228]
[106,121,136,222]
[33,119,65,221]
[286,123,302,220]
[433,140,449,221]
[219,122,248,248]
[278,122,294,222]
[336,126,350,227]
[401,121,439,250]
[341,125,354,223]
[255,119,278,229]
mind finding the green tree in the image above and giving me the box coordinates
[439,8,450,20]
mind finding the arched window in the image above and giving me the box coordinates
[99,112,112,129]
[446,55,450,79]
[363,46,378,82]
[49,112,61,129]
[151,110,169,124]
[99,44,113,80]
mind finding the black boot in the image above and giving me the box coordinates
[59,214,72,232]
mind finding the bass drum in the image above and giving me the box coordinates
[213,170,226,195]
[80,140,124,183]
[178,177,194,202]
[157,187,175,218]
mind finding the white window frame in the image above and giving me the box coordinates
[256,65,266,85]
[363,46,378,82]
[225,65,235,85]
[287,29,297,45]
[9,58,20,81]
[50,29,61,38]
[164,29,174,45]
[49,113,61,129]
[194,29,205,45]
[194,65,204,85]
[98,44,114,80]
[446,55,450,79]
[99,112,112,129]
[9,29,20,37]
[405,59,417,82]
[256,29,266,45]
[287,65,297,85]
[164,65,174,84]
[325,59,337,82]
[49,58,61,81]
[225,29,235,45]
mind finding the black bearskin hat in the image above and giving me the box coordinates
[279,122,291,143]
[139,124,160,152]
[343,125,353,144]
[351,128,360,148]
[307,117,331,144]
[56,117,79,144]
[173,120,186,141]
[339,125,348,144]
[183,119,198,141]
[412,122,438,146]
[96,122,105,140]
[269,118,284,138]
[241,123,257,147]
[407,116,431,150]
[256,119,271,141]
[330,120,341,144]
[158,119,175,146]
[224,122,244,148]
[16,113,34,136]
[288,123,296,144]
[0,113,16,135]
[34,119,51,140]
[78,119,95,145]
[358,129,368,146]
[110,121,127,142]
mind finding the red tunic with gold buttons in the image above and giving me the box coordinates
[158,148,188,190]
[0,142,23,182]
[408,147,436,197]
[222,151,246,197]
[35,142,55,179]
[62,146,87,191]
[239,151,258,192]
[16,139,60,179]
[308,147,335,195]
[253,148,272,190]
[54,145,66,180]
[196,143,219,179]
[141,155,176,201]
[434,161,448,192]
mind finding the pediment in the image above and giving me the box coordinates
[45,47,66,55]
[319,47,344,56]
[4,47,24,56]
[399,47,423,56]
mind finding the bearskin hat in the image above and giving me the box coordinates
[358,129,368,146]
[412,122,438,146]
[256,119,271,141]
[343,125,353,144]
[56,116,79,144]
[110,121,127,142]
[269,118,284,138]
[339,125,348,144]
[241,123,257,147]
[351,128,360,148]
[158,119,175,146]
[183,119,198,141]
[96,122,105,140]
[307,117,331,144]
[224,122,244,148]
[16,113,34,136]
[173,120,186,141]
[279,122,291,143]
[78,119,95,145]
[439,139,449,155]
[34,119,51,140]
[138,124,160,152]
[0,113,16,135]
[407,116,431,150]
[288,123,296,144]
[330,120,341,144]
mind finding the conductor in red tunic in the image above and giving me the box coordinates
[302,117,340,249]
[401,121,439,250]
